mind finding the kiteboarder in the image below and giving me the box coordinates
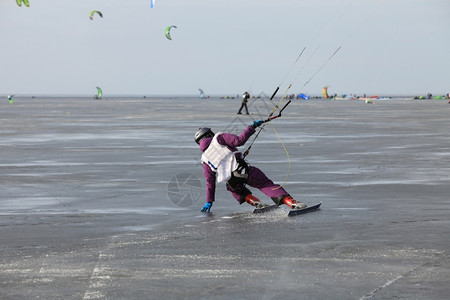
[237,91,250,115]
[194,123,306,213]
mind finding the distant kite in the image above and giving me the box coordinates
[322,86,330,99]
[297,93,310,100]
[89,10,103,20]
[199,89,209,99]
[165,25,177,40]
[95,87,103,100]
[8,94,15,104]
[151,0,155,8]
[16,0,30,7]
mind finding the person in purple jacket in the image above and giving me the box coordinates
[194,121,306,212]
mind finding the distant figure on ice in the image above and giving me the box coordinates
[237,91,250,115]
[194,124,306,213]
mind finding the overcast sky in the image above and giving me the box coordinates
[1,0,449,96]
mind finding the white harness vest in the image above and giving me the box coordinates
[201,133,238,183]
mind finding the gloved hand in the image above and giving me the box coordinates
[251,120,264,128]
[200,202,212,212]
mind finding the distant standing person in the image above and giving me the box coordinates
[237,91,250,115]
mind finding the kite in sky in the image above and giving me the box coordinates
[165,25,177,40]
[89,10,103,20]
[16,0,30,7]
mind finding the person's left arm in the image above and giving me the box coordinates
[217,120,264,148]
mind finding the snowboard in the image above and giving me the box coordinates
[288,202,321,217]
[253,202,322,216]
[252,204,279,214]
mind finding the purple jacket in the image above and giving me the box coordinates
[199,126,256,203]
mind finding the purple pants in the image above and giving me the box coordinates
[226,165,288,203]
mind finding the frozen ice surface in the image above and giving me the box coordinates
[1,96,449,299]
